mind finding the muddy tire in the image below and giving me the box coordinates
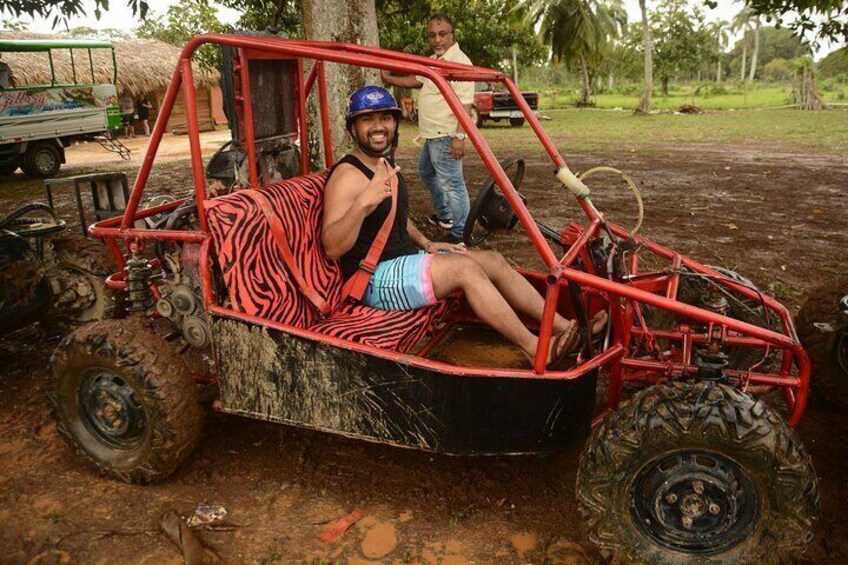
[576,381,818,564]
[21,141,61,178]
[509,117,525,127]
[797,275,848,409]
[50,238,121,328]
[49,318,204,483]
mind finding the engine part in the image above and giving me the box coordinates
[182,315,210,349]
[126,250,153,312]
[696,342,730,382]
[171,286,198,315]
[156,298,175,319]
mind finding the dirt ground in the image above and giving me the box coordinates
[0,128,847,564]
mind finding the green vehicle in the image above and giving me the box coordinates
[0,39,129,178]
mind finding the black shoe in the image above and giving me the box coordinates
[438,233,465,245]
[428,214,454,230]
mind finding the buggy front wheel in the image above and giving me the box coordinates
[576,381,818,564]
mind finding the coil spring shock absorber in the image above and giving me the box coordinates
[126,242,153,312]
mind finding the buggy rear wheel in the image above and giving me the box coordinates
[49,318,204,483]
[51,238,121,327]
[576,382,818,564]
[509,117,525,127]
[797,275,848,409]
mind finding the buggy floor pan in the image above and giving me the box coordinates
[211,317,597,455]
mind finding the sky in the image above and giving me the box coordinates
[1,0,840,59]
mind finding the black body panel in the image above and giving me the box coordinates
[211,317,597,455]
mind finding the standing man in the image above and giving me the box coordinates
[381,13,474,244]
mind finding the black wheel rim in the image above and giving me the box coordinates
[630,450,759,555]
[78,369,147,450]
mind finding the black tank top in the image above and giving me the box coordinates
[329,154,419,279]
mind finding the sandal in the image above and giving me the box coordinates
[547,320,580,370]
[589,310,609,338]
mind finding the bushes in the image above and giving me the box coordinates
[700,83,730,97]
[762,58,792,82]
[610,83,641,96]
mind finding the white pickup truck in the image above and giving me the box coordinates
[0,39,125,178]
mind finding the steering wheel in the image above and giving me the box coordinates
[462,157,526,246]
[0,203,66,238]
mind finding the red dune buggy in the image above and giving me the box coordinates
[48,34,818,563]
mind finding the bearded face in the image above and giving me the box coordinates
[350,110,397,157]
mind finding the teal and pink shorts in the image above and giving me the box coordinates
[362,252,437,311]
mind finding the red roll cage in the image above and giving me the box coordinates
[88,34,810,425]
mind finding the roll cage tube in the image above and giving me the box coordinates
[113,33,575,374]
[97,34,808,422]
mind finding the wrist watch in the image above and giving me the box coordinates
[453,133,466,141]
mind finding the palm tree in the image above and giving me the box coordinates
[635,0,652,113]
[747,15,761,81]
[731,6,758,82]
[530,0,627,107]
[506,1,535,85]
[709,19,729,82]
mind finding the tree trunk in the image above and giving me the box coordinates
[302,0,379,161]
[635,0,652,114]
[717,58,722,82]
[740,32,747,82]
[748,20,760,82]
[795,67,825,110]
[661,76,669,96]
[579,53,591,106]
[512,45,519,85]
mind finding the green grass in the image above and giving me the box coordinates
[401,106,848,156]
[535,83,848,111]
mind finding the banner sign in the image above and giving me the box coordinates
[0,85,117,118]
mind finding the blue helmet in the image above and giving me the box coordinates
[345,85,402,128]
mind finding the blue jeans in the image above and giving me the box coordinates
[418,136,470,239]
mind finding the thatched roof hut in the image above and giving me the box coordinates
[0,31,218,97]
[0,31,226,133]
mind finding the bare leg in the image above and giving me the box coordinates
[430,253,573,362]
[465,249,571,334]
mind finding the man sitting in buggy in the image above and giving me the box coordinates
[323,86,596,368]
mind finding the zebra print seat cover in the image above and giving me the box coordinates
[205,171,454,353]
